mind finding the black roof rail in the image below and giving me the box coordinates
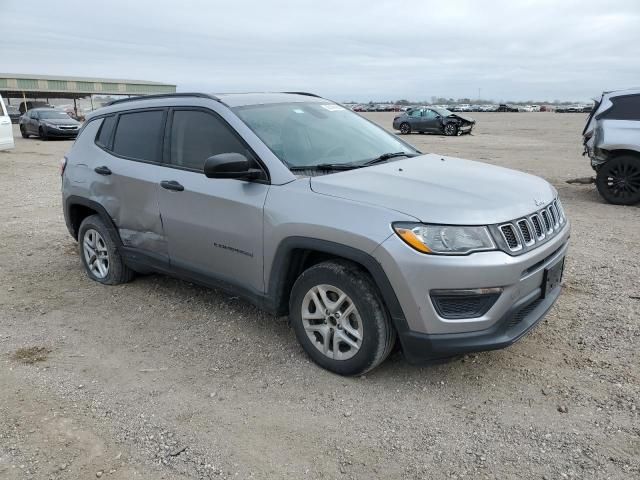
[104,92,219,107]
[281,91,322,98]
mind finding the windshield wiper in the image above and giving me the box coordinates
[289,163,363,172]
[361,152,419,166]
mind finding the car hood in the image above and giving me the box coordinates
[41,118,78,125]
[447,113,475,123]
[310,154,557,225]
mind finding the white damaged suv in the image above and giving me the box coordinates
[583,88,640,205]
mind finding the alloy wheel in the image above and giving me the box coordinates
[83,229,109,279]
[301,284,363,360]
[603,158,640,201]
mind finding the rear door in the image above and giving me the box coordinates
[92,109,168,260]
[0,96,15,151]
[158,107,269,295]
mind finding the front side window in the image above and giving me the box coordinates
[112,110,164,161]
[234,102,416,168]
[423,109,438,120]
[169,110,254,171]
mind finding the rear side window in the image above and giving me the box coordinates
[169,109,253,171]
[600,95,640,121]
[112,110,164,161]
[95,115,116,148]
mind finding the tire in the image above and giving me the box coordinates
[38,127,48,140]
[595,155,640,205]
[20,126,29,138]
[399,122,411,135]
[78,214,134,285]
[444,123,458,136]
[289,260,396,376]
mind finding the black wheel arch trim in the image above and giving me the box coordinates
[64,195,123,246]
[267,236,410,333]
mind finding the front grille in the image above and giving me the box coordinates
[541,210,552,233]
[517,219,533,245]
[530,215,544,239]
[431,292,501,319]
[500,224,521,250]
[492,199,566,255]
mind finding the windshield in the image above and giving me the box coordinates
[234,102,416,168]
[432,107,453,117]
[38,110,72,119]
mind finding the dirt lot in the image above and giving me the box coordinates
[1,113,638,479]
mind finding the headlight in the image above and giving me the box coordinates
[393,223,496,255]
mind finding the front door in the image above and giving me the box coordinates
[0,96,14,151]
[421,109,442,132]
[158,108,269,296]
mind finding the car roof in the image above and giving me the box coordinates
[87,92,329,120]
[216,92,326,107]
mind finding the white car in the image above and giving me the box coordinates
[0,95,15,151]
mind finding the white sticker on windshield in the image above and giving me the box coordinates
[321,104,345,111]
[293,109,304,114]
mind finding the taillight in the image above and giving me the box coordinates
[59,157,67,176]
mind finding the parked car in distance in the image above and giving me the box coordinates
[497,104,519,112]
[393,106,475,135]
[6,104,21,123]
[0,94,15,151]
[19,108,81,140]
[62,92,569,376]
[583,88,640,205]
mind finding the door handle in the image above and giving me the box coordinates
[161,180,184,192]
[94,166,112,175]
[0,120,9,125]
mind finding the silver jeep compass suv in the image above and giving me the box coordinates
[62,92,570,376]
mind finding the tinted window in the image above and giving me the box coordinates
[112,110,164,161]
[96,115,116,148]
[408,109,422,118]
[170,109,253,170]
[601,95,640,121]
[423,109,438,120]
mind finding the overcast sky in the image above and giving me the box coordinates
[2,0,639,102]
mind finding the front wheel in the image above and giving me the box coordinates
[444,123,458,136]
[20,126,29,138]
[38,127,48,140]
[595,155,640,205]
[289,260,396,376]
[399,122,411,135]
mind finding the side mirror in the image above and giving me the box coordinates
[203,153,262,180]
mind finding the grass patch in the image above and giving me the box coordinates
[11,346,51,364]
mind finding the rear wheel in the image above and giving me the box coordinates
[399,122,411,135]
[444,123,458,136]
[289,260,396,376]
[596,155,640,205]
[78,215,134,285]
[20,126,29,138]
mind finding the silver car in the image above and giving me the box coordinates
[583,88,640,205]
[62,92,570,376]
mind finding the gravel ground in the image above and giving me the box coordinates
[0,112,638,479]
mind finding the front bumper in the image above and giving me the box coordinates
[44,126,79,138]
[373,221,570,362]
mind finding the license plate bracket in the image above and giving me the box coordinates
[542,258,565,298]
